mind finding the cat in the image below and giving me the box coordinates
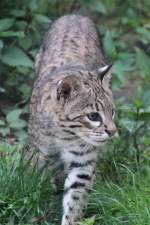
[28,14,118,225]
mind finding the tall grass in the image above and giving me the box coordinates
[0,144,150,225]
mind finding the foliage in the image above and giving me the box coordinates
[0,0,150,141]
[0,0,150,224]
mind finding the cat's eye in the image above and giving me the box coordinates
[87,112,102,122]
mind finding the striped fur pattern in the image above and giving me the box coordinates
[28,15,117,225]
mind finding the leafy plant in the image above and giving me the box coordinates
[0,108,27,141]
[79,216,95,225]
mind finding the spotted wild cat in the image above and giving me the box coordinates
[28,14,118,225]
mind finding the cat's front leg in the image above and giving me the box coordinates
[61,160,96,225]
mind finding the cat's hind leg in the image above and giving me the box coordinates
[45,151,65,193]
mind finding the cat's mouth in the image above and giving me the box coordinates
[77,131,110,146]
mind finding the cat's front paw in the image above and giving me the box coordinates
[61,214,74,225]
[61,214,81,225]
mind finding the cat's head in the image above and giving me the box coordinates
[46,65,118,146]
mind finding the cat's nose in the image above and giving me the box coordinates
[105,123,118,137]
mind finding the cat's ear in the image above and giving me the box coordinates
[57,76,80,102]
[98,64,113,89]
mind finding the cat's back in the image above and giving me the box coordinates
[29,15,105,149]
[36,15,105,76]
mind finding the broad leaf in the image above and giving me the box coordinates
[135,47,150,77]
[103,30,117,59]
[85,1,107,14]
[0,18,14,32]
[142,90,150,107]
[0,87,6,93]
[6,109,22,124]
[138,107,150,120]
[10,9,26,18]
[120,119,144,133]
[14,129,28,140]
[0,31,24,38]
[2,46,33,67]
[79,216,95,225]
[112,61,126,82]
[19,36,32,50]
[0,120,5,126]
[0,40,3,50]
[9,119,27,129]
[117,52,135,71]
[0,127,10,136]
[136,27,150,44]
[34,14,51,24]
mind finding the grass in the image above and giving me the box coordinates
[0,143,150,225]
[89,166,150,225]
[0,144,54,225]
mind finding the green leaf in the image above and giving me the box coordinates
[10,9,26,18]
[6,109,27,130]
[0,87,6,93]
[138,107,150,120]
[136,27,150,44]
[85,1,107,14]
[34,14,51,24]
[19,84,31,99]
[120,119,135,133]
[29,49,37,58]
[120,119,144,133]
[142,90,150,107]
[135,47,150,77]
[79,216,95,225]
[2,47,33,67]
[6,109,22,124]
[0,40,3,50]
[15,21,28,30]
[117,53,134,70]
[29,0,38,11]
[112,54,134,83]
[19,36,32,50]
[0,127,10,136]
[112,61,126,82]
[14,129,28,141]
[9,119,27,129]
[0,31,24,38]
[0,18,14,32]
[134,99,142,109]
[0,143,15,152]
[103,30,117,59]
[143,137,150,145]
[0,120,5,126]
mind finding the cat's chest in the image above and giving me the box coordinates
[61,144,97,165]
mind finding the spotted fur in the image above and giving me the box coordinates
[28,14,117,225]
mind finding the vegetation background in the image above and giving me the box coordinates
[0,0,150,224]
